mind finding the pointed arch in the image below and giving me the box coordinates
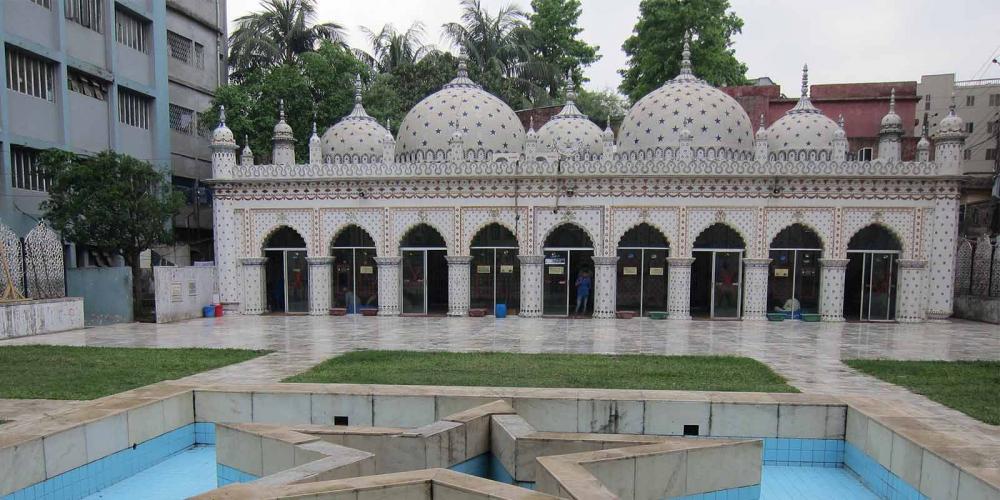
[617,222,669,248]
[693,222,746,250]
[400,223,447,249]
[847,224,903,252]
[770,223,824,250]
[262,225,306,252]
[543,223,595,249]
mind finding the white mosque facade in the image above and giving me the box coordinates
[209,44,967,323]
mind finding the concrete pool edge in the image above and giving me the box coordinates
[0,382,995,499]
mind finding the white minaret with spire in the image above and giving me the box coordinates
[210,105,238,179]
[272,99,296,165]
[524,116,538,157]
[602,115,615,157]
[382,118,395,163]
[932,94,967,175]
[754,114,768,161]
[878,88,903,161]
[240,134,254,167]
[308,117,322,164]
[916,123,931,162]
[833,115,848,161]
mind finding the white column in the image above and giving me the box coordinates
[666,257,694,320]
[374,256,400,316]
[446,255,472,316]
[819,259,849,322]
[306,257,333,316]
[240,258,267,315]
[741,258,771,320]
[896,260,927,323]
[926,198,960,319]
[518,255,543,317]
[592,256,619,318]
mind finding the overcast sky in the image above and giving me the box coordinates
[227,0,1000,97]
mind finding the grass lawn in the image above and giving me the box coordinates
[0,345,268,400]
[284,350,797,392]
[844,359,1000,425]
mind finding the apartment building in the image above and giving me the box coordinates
[916,74,999,178]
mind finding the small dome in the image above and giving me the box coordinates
[767,65,839,160]
[273,100,294,141]
[537,91,603,155]
[879,88,903,135]
[917,134,930,150]
[618,38,753,159]
[212,105,235,145]
[396,51,523,161]
[934,97,966,141]
[322,76,390,162]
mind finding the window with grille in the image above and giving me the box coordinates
[115,9,149,54]
[170,104,194,135]
[988,149,997,161]
[857,147,873,161]
[118,89,150,129]
[10,146,48,192]
[963,149,973,161]
[990,94,1000,107]
[194,43,205,69]
[966,122,974,134]
[65,0,103,33]
[67,68,107,100]
[30,0,51,8]
[5,48,54,101]
[167,31,192,64]
[966,95,975,107]
[924,95,931,111]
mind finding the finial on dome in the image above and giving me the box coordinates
[679,32,693,77]
[354,74,363,104]
[838,114,845,128]
[279,99,286,121]
[801,64,809,98]
[219,105,227,126]
[244,134,249,147]
[948,92,956,115]
[889,88,896,113]
[565,71,576,103]
[606,115,611,129]
[529,116,535,132]
[758,113,766,130]
[457,46,469,79]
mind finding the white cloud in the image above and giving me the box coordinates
[227,0,1000,96]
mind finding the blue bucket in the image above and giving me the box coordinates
[495,303,507,318]
[203,305,216,317]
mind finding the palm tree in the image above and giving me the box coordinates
[442,0,556,107]
[358,22,432,74]
[228,0,346,80]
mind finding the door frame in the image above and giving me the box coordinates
[847,250,900,322]
[693,248,744,319]
[768,247,822,315]
[542,246,593,317]
[617,245,670,316]
[470,245,519,313]
[400,246,446,315]
[263,246,308,314]
[331,245,377,312]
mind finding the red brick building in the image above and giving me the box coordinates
[722,80,921,160]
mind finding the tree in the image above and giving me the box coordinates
[358,22,432,74]
[527,0,600,97]
[363,51,459,132]
[229,0,346,81]
[39,150,183,317]
[619,0,748,102]
[575,88,627,125]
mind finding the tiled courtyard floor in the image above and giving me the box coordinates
[2,315,997,443]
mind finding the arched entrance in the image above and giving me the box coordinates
[264,226,309,314]
[845,225,901,322]
[331,225,378,314]
[470,223,520,315]
[691,224,744,319]
[768,224,823,318]
[400,224,448,315]
[543,224,594,317]
[616,224,669,316]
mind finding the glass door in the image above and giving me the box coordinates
[284,250,309,313]
[426,250,449,314]
[865,253,897,321]
[332,249,356,311]
[470,248,495,311]
[401,250,426,314]
[616,249,643,313]
[712,251,742,319]
[642,249,668,314]
[354,248,378,312]
[543,250,569,316]
[495,248,520,314]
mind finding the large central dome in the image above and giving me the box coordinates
[617,40,753,159]
[395,52,523,161]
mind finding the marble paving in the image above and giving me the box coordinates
[1,315,997,443]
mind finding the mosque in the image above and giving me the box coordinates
[208,41,966,323]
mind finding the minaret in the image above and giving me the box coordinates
[878,88,903,161]
[916,122,931,162]
[932,94,967,175]
[602,115,614,157]
[308,118,322,164]
[240,134,254,167]
[271,99,296,165]
[210,105,238,178]
[524,116,538,157]
[382,118,395,163]
[833,115,848,161]
[754,114,768,161]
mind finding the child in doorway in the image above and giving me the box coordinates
[574,270,592,316]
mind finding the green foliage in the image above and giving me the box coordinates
[358,22,432,74]
[229,0,347,82]
[528,0,600,96]
[620,0,749,102]
[0,346,267,400]
[206,41,369,160]
[362,51,459,132]
[575,88,627,125]
[286,350,797,393]
[38,150,183,269]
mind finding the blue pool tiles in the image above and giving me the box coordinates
[762,465,877,499]
[216,463,258,487]
[845,442,927,500]
[762,438,844,467]
[670,484,761,500]
[449,453,534,489]
[82,445,216,500]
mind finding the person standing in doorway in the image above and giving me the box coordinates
[575,269,592,316]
